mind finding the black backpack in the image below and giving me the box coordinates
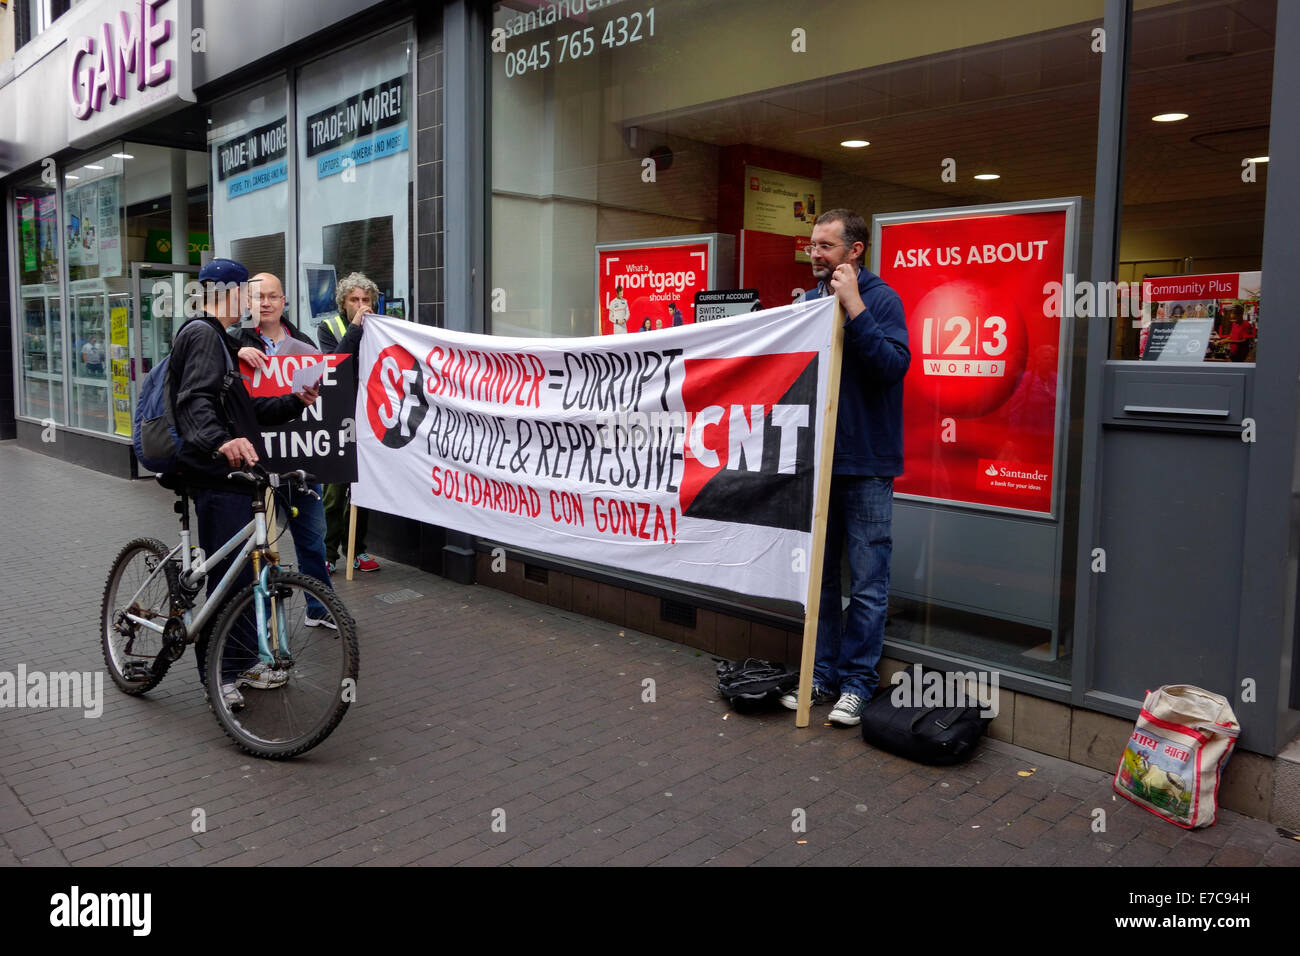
[132,320,234,473]
[715,658,798,709]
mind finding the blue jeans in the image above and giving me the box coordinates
[813,476,893,700]
[193,488,259,686]
[284,483,331,617]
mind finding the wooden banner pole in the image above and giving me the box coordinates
[795,300,845,728]
[345,501,358,582]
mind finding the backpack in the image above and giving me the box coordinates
[132,320,234,474]
[715,658,798,710]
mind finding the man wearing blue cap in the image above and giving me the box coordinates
[170,258,320,708]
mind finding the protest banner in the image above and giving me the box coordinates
[352,298,838,606]
[240,353,358,484]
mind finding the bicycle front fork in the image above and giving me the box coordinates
[253,565,289,668]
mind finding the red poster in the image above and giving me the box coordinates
[878,208,1068,514]
[597,242,709,335]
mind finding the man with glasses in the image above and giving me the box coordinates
[779,209,910,727]
[235,273,318,361]
[231,273,336,626]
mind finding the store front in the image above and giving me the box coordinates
[471,0,1300,795]
[2,0,434,486]
[4,0,1299,807]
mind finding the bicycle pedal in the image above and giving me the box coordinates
[123,661,153,681]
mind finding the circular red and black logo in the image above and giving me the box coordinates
[366,345,428,448]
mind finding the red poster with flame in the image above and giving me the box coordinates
[877,208,1068,514]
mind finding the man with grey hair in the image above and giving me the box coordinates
[319,271,383,572]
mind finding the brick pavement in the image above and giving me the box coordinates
[2,442,1299,868]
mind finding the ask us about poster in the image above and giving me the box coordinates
[353,299,837,604]
[875,200,1075,517]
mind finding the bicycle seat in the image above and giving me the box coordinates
[155,472,188,494]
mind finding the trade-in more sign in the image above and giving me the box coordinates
[304,74,409,180]
[353,300,837,604]
[240,354,359,484]
[215,117,289,199]
[876,203,1071,516]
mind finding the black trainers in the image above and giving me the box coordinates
[779,683,836,711]
[828,692,867,727]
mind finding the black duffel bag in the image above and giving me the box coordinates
[858,691,991,765]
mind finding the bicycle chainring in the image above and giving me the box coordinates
[161,617,189,663]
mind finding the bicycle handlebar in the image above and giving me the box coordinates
[225,464,319,491]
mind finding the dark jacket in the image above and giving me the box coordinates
[170,315,303,480]
[233,315,318,354]
[804,267,910,476]
[317,312,363,357]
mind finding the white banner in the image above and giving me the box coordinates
[353,297,837,604]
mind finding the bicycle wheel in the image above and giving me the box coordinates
[101,537,175,695]
[205,569,358,759]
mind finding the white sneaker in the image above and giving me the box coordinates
[304,614,338,630]
[237,660,289,690]
[828,693,866,727]
[778,683,836,711]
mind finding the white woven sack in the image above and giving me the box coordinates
[1113,684,1240,828]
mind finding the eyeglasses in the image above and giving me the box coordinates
[804,241,844,256]
[253,293,284,301]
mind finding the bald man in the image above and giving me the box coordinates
[232,272,337,619]
[235,272,318,371]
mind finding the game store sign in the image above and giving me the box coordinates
[68,0,195,146]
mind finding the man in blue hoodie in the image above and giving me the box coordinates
[780,209,910,726]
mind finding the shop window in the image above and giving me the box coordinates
[488,0,1106,682]
[63,149,127,436]
[209,77,292,318]
[14,0,72,50]
[293,26,414,339]
[135,145,210,381]
[55,144,208,436]
[1113,0,1274,362]
[12,174,65,425]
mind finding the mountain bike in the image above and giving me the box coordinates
[100,466,359,759]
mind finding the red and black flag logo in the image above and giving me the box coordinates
[679,352,818,532]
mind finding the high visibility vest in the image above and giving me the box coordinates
[323,314,347,345]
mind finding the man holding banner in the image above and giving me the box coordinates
[779,209,910,727]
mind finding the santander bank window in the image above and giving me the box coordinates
[491,1,1103,680]
[1113,0,1273,363]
